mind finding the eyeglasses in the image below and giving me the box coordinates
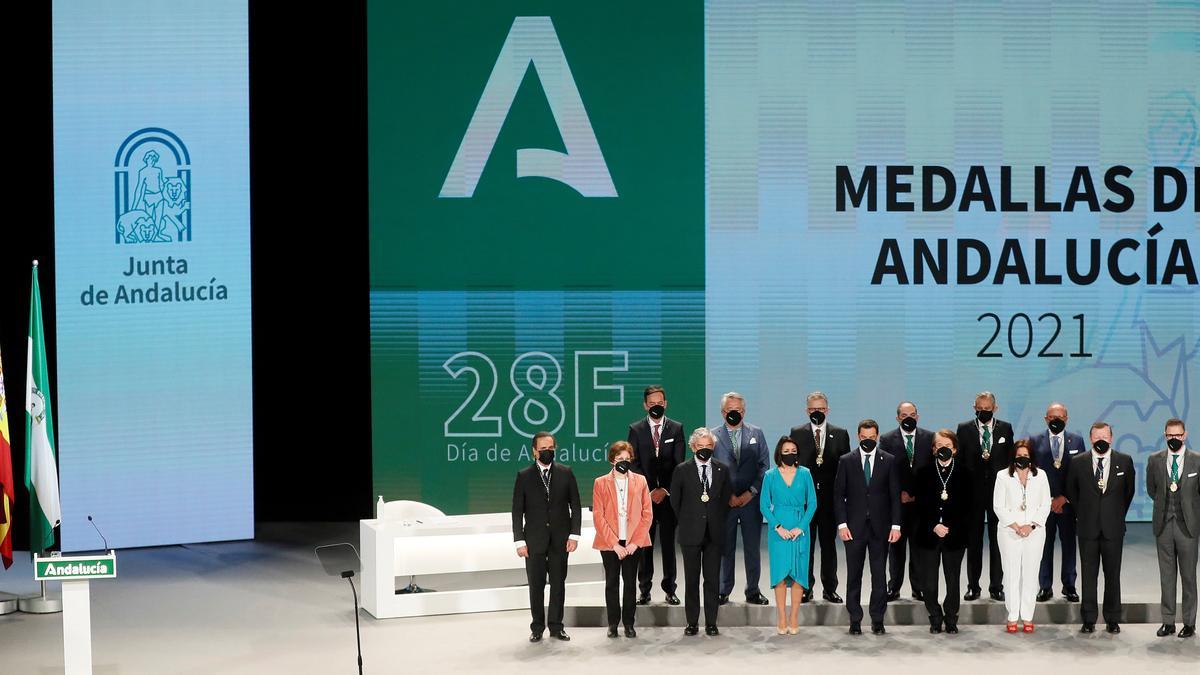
[1166,433,1186,439]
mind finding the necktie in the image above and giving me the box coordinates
[541,469,551,498]
[701,464,709,491]
[730,428,741,463]
[1171,455,1180,482]
[905,434,914,463]
[815,429,823,460]
[652,423,661,456]
[981,425,991,455]
[863,454,872,484]
[1095,458,1104,484]
[1052,435,1061,462]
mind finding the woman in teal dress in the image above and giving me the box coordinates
[760,436,818,634]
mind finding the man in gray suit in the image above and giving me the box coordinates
[1148,418,1199,639]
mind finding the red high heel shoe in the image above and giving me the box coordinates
[1006,622,1019,633]
[1023,623,1035,633]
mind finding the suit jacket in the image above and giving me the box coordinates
[627,416,686,493]
[789,422,852,495]
[1029,430,1086,500]
[1146,449,1200,538]
[879,426,934,494]
[711,423,771,497]
[833,449,902,540]
[511,462,582,554]
[913,459,973,549]
[956,418,1015,510]
[1065,451,1135,541]
[591,471,654,550]
[670,459,733,546]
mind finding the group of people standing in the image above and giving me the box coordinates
[511,387,1199,642]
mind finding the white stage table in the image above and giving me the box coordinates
[361,511,603,619]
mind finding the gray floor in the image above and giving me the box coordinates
[0,522,1195,674]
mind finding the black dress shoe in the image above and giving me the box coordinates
[1063,589,1080,602]
[718,594,730,606]
[1081,623,1095,633]
[964,588,981,601]
[684,625,699,636]
[705,625,720,636]
[886,589,901,602]
[945,621,959,634]
[1157,623,1176,637]
[607,626,619,638]
[624,627,637,638]
[929,620,943,634]
[636,593,651,605]
[802,589,813,603]
[529,632,543,643]
[746,592,770,605]
[849,622,862,635]
[1036,588,1053,602]
[1105,623,1120,634]
[1179,625,1196,638]
[872,622,886,635]
[989,590,1005,602]
[550,630,571,641]
[913,590,925,601]
[665,593,681,606]
[823,591,844,604]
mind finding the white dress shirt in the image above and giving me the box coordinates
[1166,448,1187,480]
[977,419,995,448]
[1091,450,1112,493]
[1048,431,1065,464]
[993,468,1051,527]
[837,450,901,532]
[648,416,662,456]
[615,475,629,541]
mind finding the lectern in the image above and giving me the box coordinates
[33,552,118,675]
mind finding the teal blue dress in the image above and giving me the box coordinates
[759,466,818,588]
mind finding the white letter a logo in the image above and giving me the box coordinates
[439,17,617,198]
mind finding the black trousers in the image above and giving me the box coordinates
[601,544,641,628]
[918,544,964,623]
[844,526,889,624]
[888,501,922,594]
[680,530,721,628]
[525,547,568,634]
[807,494,840,593]
[1079,535,1124,624]
[966,502,1004,593]
[639,501,678,595]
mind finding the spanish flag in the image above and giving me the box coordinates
[0,343,13,569]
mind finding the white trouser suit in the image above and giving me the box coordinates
[994,467,1052,622]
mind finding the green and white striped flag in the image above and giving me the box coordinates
[26,262,60,552]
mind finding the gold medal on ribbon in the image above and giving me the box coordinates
[1098,479,1106,490]
[982,452,991,461]
[1170,482,1178,493]
[701,493,710,503]
[1054,460,1062,469]
[940,490,948,501]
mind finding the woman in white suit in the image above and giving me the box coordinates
[994,439,1051,633]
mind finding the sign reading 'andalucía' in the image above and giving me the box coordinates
[34,555,117,581]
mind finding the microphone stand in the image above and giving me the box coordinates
[343,571,363,675]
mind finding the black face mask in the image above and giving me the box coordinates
[695,447,714,462]
[899,416,917,433]
[781,453,799,466]
[860,438,877,453]
[615,460,631,474]
[1167,438,1184,452]
[538,449,556,465]
[1092,440,1110,454]
[725,410,742,427]
[648,404,665,420]
[809,410,826,426]
[976,409,994,424]
[936,446,953,462]
[1047,418,1066,435]
[1014,456,1031,470]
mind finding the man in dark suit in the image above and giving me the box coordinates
[627,385,685,605]
[512,431,582,642]
[1147,418,1199,639]
[789,391,851,603]
[1065,421,1136,634]
[1029,402,1085,602]
[834,419,902,635]
[711,392,771,606]
[670,427,733,636]
[956,391,1014,601]
[879,400,934,601]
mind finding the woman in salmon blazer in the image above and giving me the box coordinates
[593,440,654,638]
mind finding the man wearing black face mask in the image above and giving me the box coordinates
[512,431,582,642]
[1029,402,1085,602]
[956,391,1014,602]
[789,391,851,603]
[1065,421,1135,634]
[671,428,733,636]
[711,392,772,606]
[627,385,686,605]
[1147,418,1198,638]
[879,400,934,601]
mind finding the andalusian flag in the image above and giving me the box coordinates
[25,262,61,553]
[0,344,14,568]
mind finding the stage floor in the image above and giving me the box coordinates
[0,523,1196,674]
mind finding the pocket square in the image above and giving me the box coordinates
[997,437,1007,444]
[664,438,674,443]
[749,437,757,444]
[1116,471,1125,476]
[1188,472,1198,478]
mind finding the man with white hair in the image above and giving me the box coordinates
[711,392,772,606]
[671,427,733,635]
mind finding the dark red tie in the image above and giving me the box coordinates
[652,423,661,455]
